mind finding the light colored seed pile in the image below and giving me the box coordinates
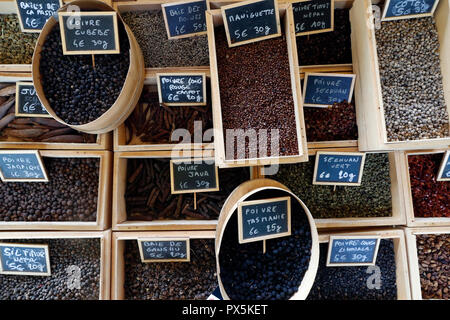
[375,17,449,142]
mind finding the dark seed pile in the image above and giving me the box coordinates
[215,27,299,160]
[296,9,352,65]
[125,158,249,220]
[376,17,449,141]
[122,10,209,68]
[219,190,312,300]
[124,86,213,145]
[307,240,398,300]
[0,238,100,300]
[0,158,99,222]
[272,153,392,218]
[39,24,130,125]
[417,234,449,300]
[304,101,358,142]
[0,15,38,64]
[408,154,449,218]
[124,239,217,299]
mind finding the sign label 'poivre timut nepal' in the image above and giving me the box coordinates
[58,11,120,55]
[170,158,219,194]
[157,73,207,106]
[15,0,62,32]
[15,82,51,118]
[221,0,281,47]
[382,0,440,21]
[138,238,190,263]
[303,73,356,107]
[0,150,48,182]
[313,151,366,186]
[238,196,291,244]
[292,0,334,36]
[0,243,51,276]
[162,0,208,39]
[437,150,450,181]
[327,235,381,266]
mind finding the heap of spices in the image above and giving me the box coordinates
[307,240,397,300]
[0,238,100,300]
[375,17,449,141]
[121,10,209,68]
[304,101,357,142]
[0,15,38,64]
[124,239,216,299]
[39,24,130,125]
[125,158,249,221]
[272,153,392,219]
[124,86,213,145]
[0,84,96,143]
[296,9,352,65]
[417,234,449,300]
[408,154,449,218]
[0,158,99,222]
[215,27,299,160]
[219,191,312,300]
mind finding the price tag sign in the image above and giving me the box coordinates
[170,158,219,194]
[437,151,450,181]
[303,73,356,107]
[382,0,440,21]
[162,0,208,39]
[313,151,366,186]
[238,196,291,244]
[221,0,281,47]
[0,150,48,182]
[15,82,51,118]
[58,11,120,55]
[137,238,190,263]
[292,0,334,36]
[157,73,207,106]
[0,243,51,276]
[327,235,381,266]
[15,0,62,32]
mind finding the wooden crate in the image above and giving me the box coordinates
[0,230,111,300]
[404,227,450,300]
[351,0,450,151]
[206,4,309,168]
[0,150,112,230]
[318,228,411,300]
[114,74,214,152]
[111,230,214,300]
[113,150,259,231]
[399,150,450,227]
[263,148,407,229]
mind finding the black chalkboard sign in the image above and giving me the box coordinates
[313,151,366,186]
[15,0,62,32]
[327,235,381,266]
[303,73,356,107]
[162,0,208,39]
[382,0,439,21]
[292,0,334,36]
[15,82,51,118]
[238,196,291,244]
[170,158,219,194]
[138,239,190,262]
[157,73,207,106]
[0,243,51,276]
[437,151,450,181]
[0,150,48,182]
[58,12,120,55]
[221,0,281,47]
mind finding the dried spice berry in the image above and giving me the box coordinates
[408,154,449,218]
[124,239,217,300]
[0,15,38,64]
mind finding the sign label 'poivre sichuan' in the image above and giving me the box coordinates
[303,73,356,107]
